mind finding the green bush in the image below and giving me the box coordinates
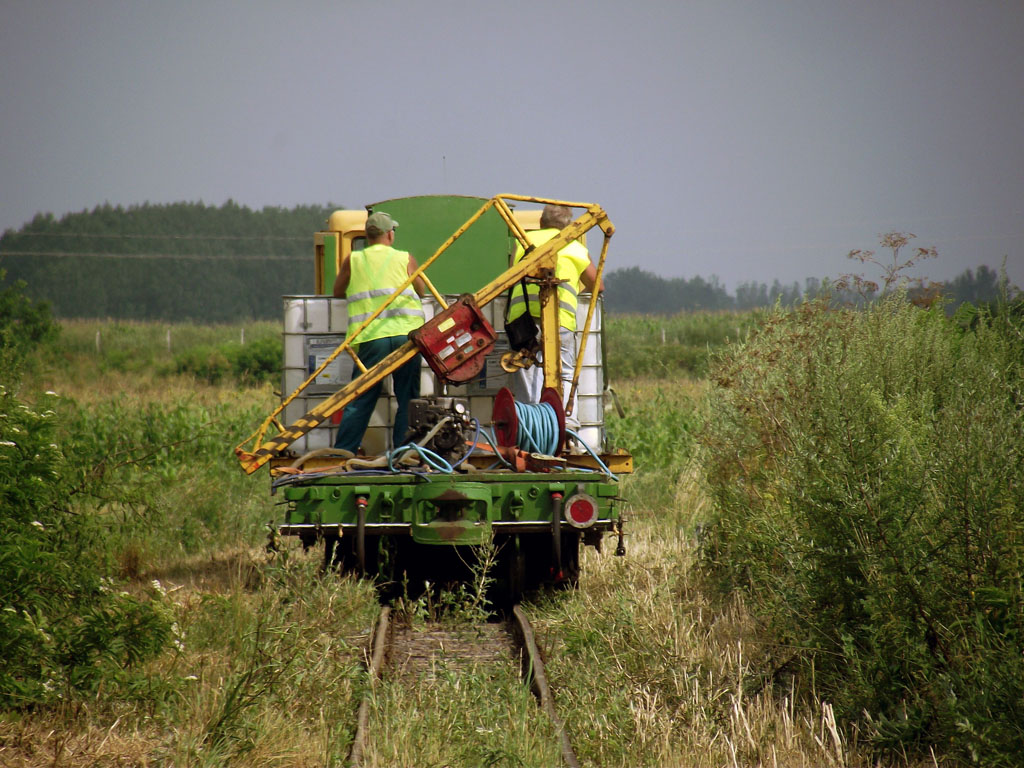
[0,388,172,708]
[606,386,700,474]
[699,296,1024,764]
[0,269,58,376]
[174,336,279,385]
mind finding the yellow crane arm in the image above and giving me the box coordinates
[234,195,613,475]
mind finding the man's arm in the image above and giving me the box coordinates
[408,254,427,297]
[332,256,351,298]
[581,260,604,293]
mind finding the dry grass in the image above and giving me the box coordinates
[0,492,935,768]
[28,366,271,409]
[526,440,938,766]
[0,546,379,768]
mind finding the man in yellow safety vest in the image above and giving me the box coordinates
[332,211,426,453]
[507,204,603,430]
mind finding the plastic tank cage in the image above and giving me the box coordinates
[281,294,604,456]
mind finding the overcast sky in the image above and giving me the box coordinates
[2,0,1022,290]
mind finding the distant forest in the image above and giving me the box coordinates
[0,201,1011,321]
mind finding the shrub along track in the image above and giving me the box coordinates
[348,605,578,767]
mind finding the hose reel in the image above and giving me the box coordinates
[492,386,566,457]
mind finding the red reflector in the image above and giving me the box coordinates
[564,494,598,529]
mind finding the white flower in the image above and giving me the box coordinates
[151,579,167,596]
[45,391,58,397]
[31,521,45,530]
[0,441,15,448]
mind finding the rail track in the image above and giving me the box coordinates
[347,604,579,767]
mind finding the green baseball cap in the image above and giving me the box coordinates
[365,211,399,237]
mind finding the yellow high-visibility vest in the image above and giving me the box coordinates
[346,244,424,343]
[508,229,590,331]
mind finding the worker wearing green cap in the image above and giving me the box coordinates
[332,211,427,453]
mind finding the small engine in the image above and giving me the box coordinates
[404,396,473,461]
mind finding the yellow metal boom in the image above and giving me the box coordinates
[234,194,614,475]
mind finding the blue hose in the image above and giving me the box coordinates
[387,443,454,473]
[513,401,560,456]
[472,419,516,470]
[566,428,618,481]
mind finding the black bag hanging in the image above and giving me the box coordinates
[503,278,539,351]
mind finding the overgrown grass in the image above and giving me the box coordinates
[605,311,761,379]
[363,629,561,766]
[53,391,275,569]
[1,554,380,767]
[533,507,867,767]
[154,557,379,767]
[3,313,984,766]
[42,319,281,386]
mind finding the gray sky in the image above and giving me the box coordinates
[2,0,1022,291]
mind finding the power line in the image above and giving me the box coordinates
[3,231,307,241]
[0,250,305,261]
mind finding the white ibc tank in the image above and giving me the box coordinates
[280,293,606,456]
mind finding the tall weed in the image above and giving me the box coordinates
[54,392,273,564]
[699,296,1024,764]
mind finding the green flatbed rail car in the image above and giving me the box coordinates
[239,194,630,599]
[278,472,619,544]
[275,469,623,598]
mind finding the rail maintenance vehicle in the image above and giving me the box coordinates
[235,194,632,603]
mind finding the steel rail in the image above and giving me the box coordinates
[346,603,579,766]
[347,605,391,768]
[512,604,581,768]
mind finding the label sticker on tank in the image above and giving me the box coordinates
[437,317,456,333]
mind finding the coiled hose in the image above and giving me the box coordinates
[512,400,561,456]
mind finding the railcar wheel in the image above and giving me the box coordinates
[492,534,525,608]
[557,531,580,589]
[516,532,580,590]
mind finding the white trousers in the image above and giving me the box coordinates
[511,328,580,431]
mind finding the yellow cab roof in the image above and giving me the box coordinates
[325,209,367,234]
[326,202,550,238]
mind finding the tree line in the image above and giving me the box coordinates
[0,201,1013,321]
[0,200,331,322]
